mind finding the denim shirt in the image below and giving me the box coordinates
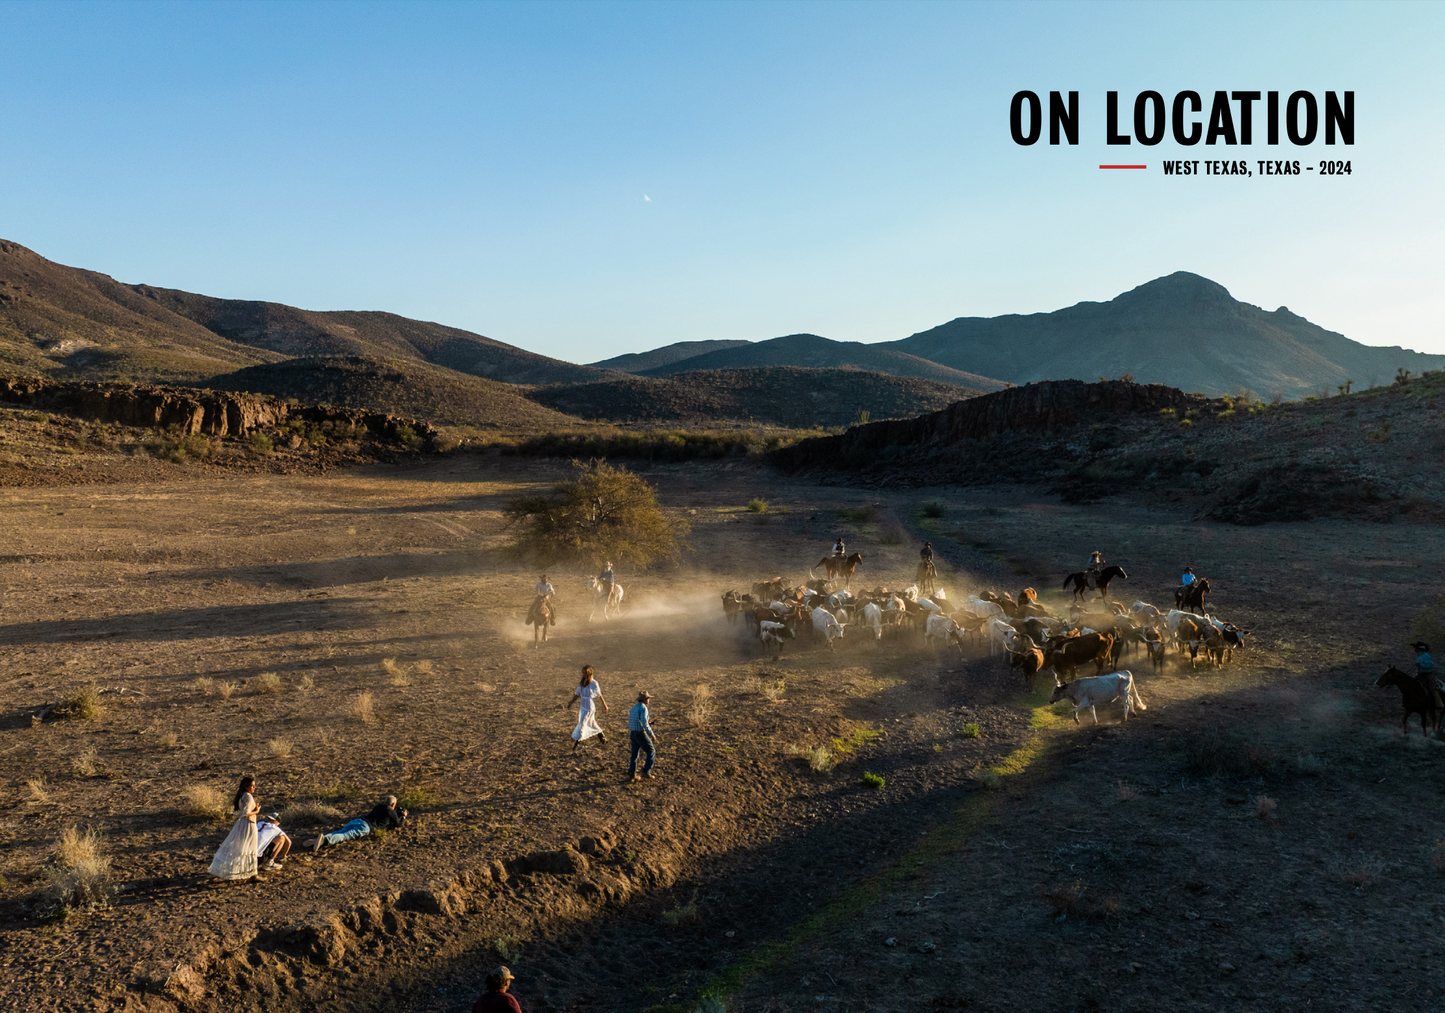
[628,702,654,735]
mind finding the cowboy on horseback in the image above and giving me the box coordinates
[1413,641,1443,711]
[833,537,846,558]
[533,573,557,625]
[598,561,615,600]
[1087,551,1104,578]
[920,541,933,563]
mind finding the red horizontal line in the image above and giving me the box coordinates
[1100,164,1147,169]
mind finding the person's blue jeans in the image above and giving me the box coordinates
[628,731,656,777]
[322,819,370,846]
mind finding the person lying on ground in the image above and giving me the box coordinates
[308,794,409,853]
[471,966,522,1013]
[256,813,292,871]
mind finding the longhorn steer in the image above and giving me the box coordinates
[1045,632,1116,678]
[1050,670,1148,724]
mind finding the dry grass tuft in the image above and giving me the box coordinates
[56,684,106,722]
[156,731,179,750]
[27,778,51,803]
[45,826,112,912]
[413,659,433,675]
[217,681,237,701]
[254,671,282,695]
[687,684,715,727]
[1115,779,1136,801]
[283,800,344,825]
[1255,795,1277,819]
[661,893,700,928]
[1343,857,1386,889]
[787,743,835,773]
[381,657,402,678]
[183,784,230,823]
[72,749,100,778]
[267,737,293,759]
[742,674,786,701]
[299,672,316,693]
[192,676,215,695]
[351,690,376,724]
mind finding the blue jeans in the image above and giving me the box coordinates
[628,731,656,777]
[322,819,370,846]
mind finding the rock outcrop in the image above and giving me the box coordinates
[0,373,436,442]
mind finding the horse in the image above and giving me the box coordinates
[587,576,625,620]
[916,559,937,595]
[1062,565,1128,602]
[813,552,863,587]
[1175,577,1211,614]
[1375,665,1442,737]
[524,595,553,644]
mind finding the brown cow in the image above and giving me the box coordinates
[1008,639,1046,689]
[1044,632,1116,679]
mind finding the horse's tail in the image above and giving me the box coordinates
[1062,574,1076,591]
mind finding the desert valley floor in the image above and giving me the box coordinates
[2,453,1444,1013]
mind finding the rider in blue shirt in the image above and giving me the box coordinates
[1181,567,1195,587]
[1414,641,1442,709]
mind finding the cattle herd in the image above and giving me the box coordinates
[721,570,1253,724]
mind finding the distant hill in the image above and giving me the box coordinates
[638,333,1009,390]
[529,366,984,428]
[207,356,583,430]
[0,239,602,387]
[590,340,752,373]
[890,272,1445,400]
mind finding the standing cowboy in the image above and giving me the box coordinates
[626,690,660,782]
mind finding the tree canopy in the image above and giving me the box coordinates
[505,460,689,568]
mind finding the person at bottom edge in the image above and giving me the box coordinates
[472,965,522,1013]
[310,794,409,853]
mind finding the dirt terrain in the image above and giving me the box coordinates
[2,450,1443,1013]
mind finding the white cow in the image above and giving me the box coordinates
[917,597,943,615]
[1050,670,1148,724]
[988,618,1023,656]
[859,602,883,641]
[759,620,791,653]
[901,585,921,602]
[811,607,845,650]
[925,614,960,647]
[964,596,1007,623]
[1164,609,1191,638]
[1129,601,1164,624]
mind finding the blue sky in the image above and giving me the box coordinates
[2,1,1440,360]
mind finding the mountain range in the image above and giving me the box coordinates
[2,236,1439,431]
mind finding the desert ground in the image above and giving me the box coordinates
[3,451,1444,1013]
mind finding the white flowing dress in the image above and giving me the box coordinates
[208,793,259,880]
[571,681,604,742]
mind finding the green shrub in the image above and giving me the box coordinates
[961,722,981,738]
[860,771,885,790]
[246,432,274,455]
[838,504,879,523]
[746,498,768,513]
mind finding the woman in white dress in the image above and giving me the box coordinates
[208,775,263,882]
[565,665,609,752]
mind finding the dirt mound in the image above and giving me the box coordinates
[206,356,582,429]
[530,366,984,427]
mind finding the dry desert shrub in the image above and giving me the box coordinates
[381,657,402,678]
[383,658,413,687]
[687,684,715,727]
[156,731,179,750]
[56,685,106,722]
[183,784,230,823]
[267,737,293,759]
[787,743,835,773]
[45,826,112,912]
[254,671,282,695]
[1255,795,1277,819]
[413,659,433,675]
[27,778,51,803]
[192,676,215,695]
[72,749,99,778]
[299,672,316,693]
[217,681,237,701]
[283,800,343,825]
[351,690,376,724]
